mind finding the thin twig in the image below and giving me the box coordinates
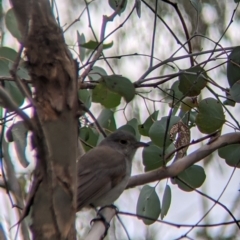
[162,0,194,66]
[82,105,107,137]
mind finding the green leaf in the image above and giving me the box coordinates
[223,88,235,106]
[196,98,225,134]
[79,127,99,152]
[149,116,180,148]
[0,47,18,62]
[135,0,141,18]
[77,31,85,62]
[101,75,135,102]
[179,66,207,97]
[142,143,175,171]
[8,61,30,80]
[78,89,92,109]
[180,97,198,112]
[128,118,140,141]
[5,8,22,42]
[223,98,235,107]
[17,63,30,80]
[108,0,127,15]
[136,185,161,225]
[92,74,135,108]
[0,48,30,80]
[0,107,2,119]
[89,66,107,81]
[119,119,144,142]
[190,0,202,12]
[181,110,197,128]
[0,60,10,77]
[0,58,26,109]
[118,124,136,136]
[227,46,240,87]
[161,185,171,219]
[168,80,184,107]
[11,121,29,168]
[230,80,240,102]
[97,108,116,133]
[139,111,159,136]
[92,82,121,108]
[80,40,113,50]
[218,144,240,168]
[175,165,206,192]
[4,81,24,107]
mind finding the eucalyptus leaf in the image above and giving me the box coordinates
[77,31,86,62]
[196,98,225,134]
[175,165,206,192]
[108,0,127,15]
[92,82,121,108]
[5,8,22,42]
[97,108,116,133]
[89,66,107,81]
[161,185,171,219]
[135,0,141,18]
[101,75,135,102]
[80,40,113,50]
[78,89,92,109]
[0,60,10,77]
[179,66,207,97]
[4,81,24,108]
[128,118,141,141]
[230,80,240,102]
[79,127,99,152]
[149,116,180,147]
[227,46,240,87]
[190,0,202,12]
[12,121,29,168]
[168,80,184,107]
[142,143,175,171]
[139,111,159,136]
[118,124,135,136]
[136,185,161,225]
[218,144,240,168]
[0,47,18,62]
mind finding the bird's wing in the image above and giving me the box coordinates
[77,146,127,210]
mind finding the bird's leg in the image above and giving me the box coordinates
[90,214,110,238]
[90,205,118,238]
[98,204,118,212]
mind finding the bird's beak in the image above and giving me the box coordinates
[135,141,149,148]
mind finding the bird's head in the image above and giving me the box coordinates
[99,130,149,158]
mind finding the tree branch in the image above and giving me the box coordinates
[127,132,240,188]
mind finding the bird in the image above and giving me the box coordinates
[77,130,149,211]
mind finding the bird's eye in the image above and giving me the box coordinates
[119,139,128,145]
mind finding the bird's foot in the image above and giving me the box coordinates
[98,204,118,212]
[90,213,110,238]
[90,205,118,238]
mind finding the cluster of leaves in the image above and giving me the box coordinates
[0,47,29,169]
[77,45,240,224]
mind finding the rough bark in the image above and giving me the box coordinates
[10,0,79,239]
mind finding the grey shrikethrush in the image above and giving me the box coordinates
[77,130,148,211]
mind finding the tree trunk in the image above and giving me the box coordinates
[10,0,79,239]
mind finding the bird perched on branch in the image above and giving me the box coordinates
[77,130,148,211]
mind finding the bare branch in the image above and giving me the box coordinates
[85,207,117,240]
[78,0,128,87]
[127,132,240,188]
